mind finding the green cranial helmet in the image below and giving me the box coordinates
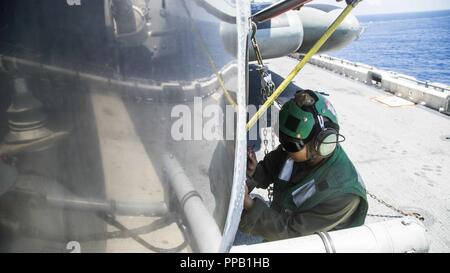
[279,90,339,143]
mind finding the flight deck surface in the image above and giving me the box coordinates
[253,56,450,252]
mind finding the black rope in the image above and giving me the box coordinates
[97,213,188,253]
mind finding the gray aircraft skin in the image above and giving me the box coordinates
[0,0,363,253]
[297,4,363,53]
[223,2,363,61]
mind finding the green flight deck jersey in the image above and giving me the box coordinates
[240,144,368,241]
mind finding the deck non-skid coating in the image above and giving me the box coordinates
[259,57,450,252]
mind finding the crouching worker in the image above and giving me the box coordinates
[240,90,368,242]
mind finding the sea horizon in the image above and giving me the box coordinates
[332,9,450,85]
[357,8,450,20]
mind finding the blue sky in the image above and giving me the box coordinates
[313,0,450,15]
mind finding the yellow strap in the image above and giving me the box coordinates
[246,2,359,132]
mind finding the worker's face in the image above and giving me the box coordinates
[288,146,309,162]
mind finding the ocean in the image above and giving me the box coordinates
[331,9,450,86]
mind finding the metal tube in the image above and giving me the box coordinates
[0,55,236,103]
[11,189,169,217]
[46,196,169,217]
[251,0,312,24]
[162,153,222,253]
[113,201,168,217]
[231,217,430,253]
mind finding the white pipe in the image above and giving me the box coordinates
[162,153,222,253]
[231,217,430,253]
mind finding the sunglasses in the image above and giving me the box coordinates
[279,132,305,153]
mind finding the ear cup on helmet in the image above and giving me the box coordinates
[310,120,339,158]
[315,128,339,157]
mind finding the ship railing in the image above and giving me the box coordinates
[295,53,450,115]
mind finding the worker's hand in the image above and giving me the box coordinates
[243,185,255,210]
[247,147,257,177]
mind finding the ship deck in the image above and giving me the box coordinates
[253,56,450,252]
